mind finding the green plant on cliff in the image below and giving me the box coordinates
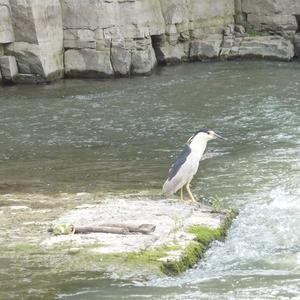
[171,215,184,241]
[246,26,265,37]
[210,195,224,213]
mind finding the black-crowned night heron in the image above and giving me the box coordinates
[162,128,225,202]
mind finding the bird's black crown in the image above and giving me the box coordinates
[195,127,209,134]
[187,127,210,144]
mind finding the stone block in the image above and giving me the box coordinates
[6,42,64,80]
[135,38,152,51]
[247,14,297,32]
[62,0,119,30]
[158,42,188,64]
[63,29,95,41]
[224,24,235,36]
[8,0,64,81]
[131,46,156,75]
[63,29,78,40]
[239,36,294,60]
[189,0,235,21]
[0,55,18,80]
[9,0,37,43]
[96,39,111,51]
[64,40,96,49]
[294,33,300,57]
[190,34,223,59]
[64,49,114,78]
[235,24,246,34]
[0,5,14,43]
[95,29,104,40]
[165,24,179,45]
[111,41,131,75]
[242,0,300,15]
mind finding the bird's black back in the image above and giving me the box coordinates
[167,144,191,181]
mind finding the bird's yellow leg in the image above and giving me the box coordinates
[186,183,197,202]
[180,187,184,201]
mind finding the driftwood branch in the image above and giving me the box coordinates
[73,226,129,234]
[100,223,156,234]
[48,223,156,235]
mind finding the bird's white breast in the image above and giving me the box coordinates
[183,138,207,177]
[189,138,208,161]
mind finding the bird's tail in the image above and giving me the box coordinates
[162,180,174,197]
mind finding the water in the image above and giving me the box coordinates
[1,61,300,299]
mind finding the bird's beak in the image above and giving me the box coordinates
[213,132,226,140]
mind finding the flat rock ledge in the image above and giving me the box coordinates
[42,198,237,277]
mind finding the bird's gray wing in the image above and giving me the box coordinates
[167,144,191,181]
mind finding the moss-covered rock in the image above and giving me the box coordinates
[91,209,238,277]
[40,198,238,278]
[160,209,238,275]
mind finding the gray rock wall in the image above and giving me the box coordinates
[61,0,235,77]
[236,0,300,55]
[239,0,300,32]
[0,0,299,84]
[0,0,63,84]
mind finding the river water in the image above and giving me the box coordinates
[0,61,300,299]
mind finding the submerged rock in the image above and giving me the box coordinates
[42,198,237,277]
[0,55,18,82]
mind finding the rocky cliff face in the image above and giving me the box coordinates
[0,0,299,84]
[62,0,235,77]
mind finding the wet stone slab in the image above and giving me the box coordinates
[41,198,237,276]
[43,199,221,249]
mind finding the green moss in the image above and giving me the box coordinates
[126,245,178,263]
[189,209,237,244]
[123,245,180,275]
[161,209,238,276]
[161,242,204,275]
[246,26,265,37]
[189,225,222,245]
[121,242,207,276]
[247,29,258,37]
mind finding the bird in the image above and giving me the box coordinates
[162,128,225,202]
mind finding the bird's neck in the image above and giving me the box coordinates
[189,138,208,158]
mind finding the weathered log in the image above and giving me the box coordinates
[48,223,156,235]
[74,226,129,234]
[100,223,156,234]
